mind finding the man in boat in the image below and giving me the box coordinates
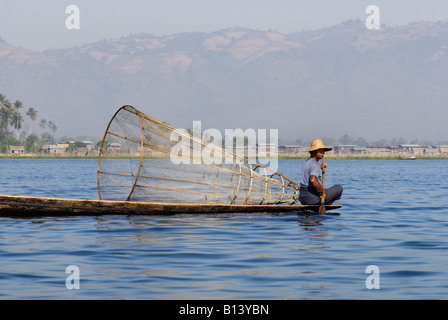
[299,139,343,206]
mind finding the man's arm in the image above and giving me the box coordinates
[310,175,326,199]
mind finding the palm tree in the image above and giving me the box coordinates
[10,111,24,138]
[39,119,47,130]
[47,120,57,133]
[26,107,38,135]
[12,100,24,138]
[0,94,8,109]
[39,118,57,134]
[0,94,12,137]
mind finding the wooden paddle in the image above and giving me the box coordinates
[318,157,326,215]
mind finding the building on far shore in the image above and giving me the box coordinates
[439,146,448,155]
[42,144,66,155]
[366,145,388,154]
[278,145,334,156]
[8,146,25,155]
[398,144,427,155]
[333,145,365,155]
[424,147,439,155]
[278,145,304,155]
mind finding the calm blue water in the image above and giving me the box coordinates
[0,158,448,299]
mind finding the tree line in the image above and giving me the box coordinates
[284,134,447,148]
[0,93,58,153]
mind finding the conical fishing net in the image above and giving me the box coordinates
[97,105,299,205]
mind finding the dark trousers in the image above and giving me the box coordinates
[299,184,343,205]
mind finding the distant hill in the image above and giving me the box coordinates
[1,19,448,141]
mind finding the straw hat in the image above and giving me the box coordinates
[306,139,332,152]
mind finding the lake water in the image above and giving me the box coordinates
[0,158,448,300]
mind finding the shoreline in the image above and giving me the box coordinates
[279,155,448,160]
[1,154,448,160]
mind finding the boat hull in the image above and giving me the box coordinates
[0,194,341,217]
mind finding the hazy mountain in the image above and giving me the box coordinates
[1,19,448,141]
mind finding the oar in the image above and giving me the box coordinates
[318,158,326,215]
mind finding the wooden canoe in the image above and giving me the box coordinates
[0,194,341,217]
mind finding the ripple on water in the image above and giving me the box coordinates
[1,159,448,299]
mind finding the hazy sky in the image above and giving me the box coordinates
[1,0,448,51]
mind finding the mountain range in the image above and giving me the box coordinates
[1,19,448,142]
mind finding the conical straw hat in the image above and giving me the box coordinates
[306,139,332,152]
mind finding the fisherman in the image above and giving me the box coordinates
[299,139,343,206]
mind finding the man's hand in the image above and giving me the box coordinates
[321,191,327,200]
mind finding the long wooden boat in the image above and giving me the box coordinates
[0,194,341,217]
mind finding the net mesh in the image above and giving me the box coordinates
[97,105,299,205]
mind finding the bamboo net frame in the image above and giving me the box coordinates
[97,105,299,205]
